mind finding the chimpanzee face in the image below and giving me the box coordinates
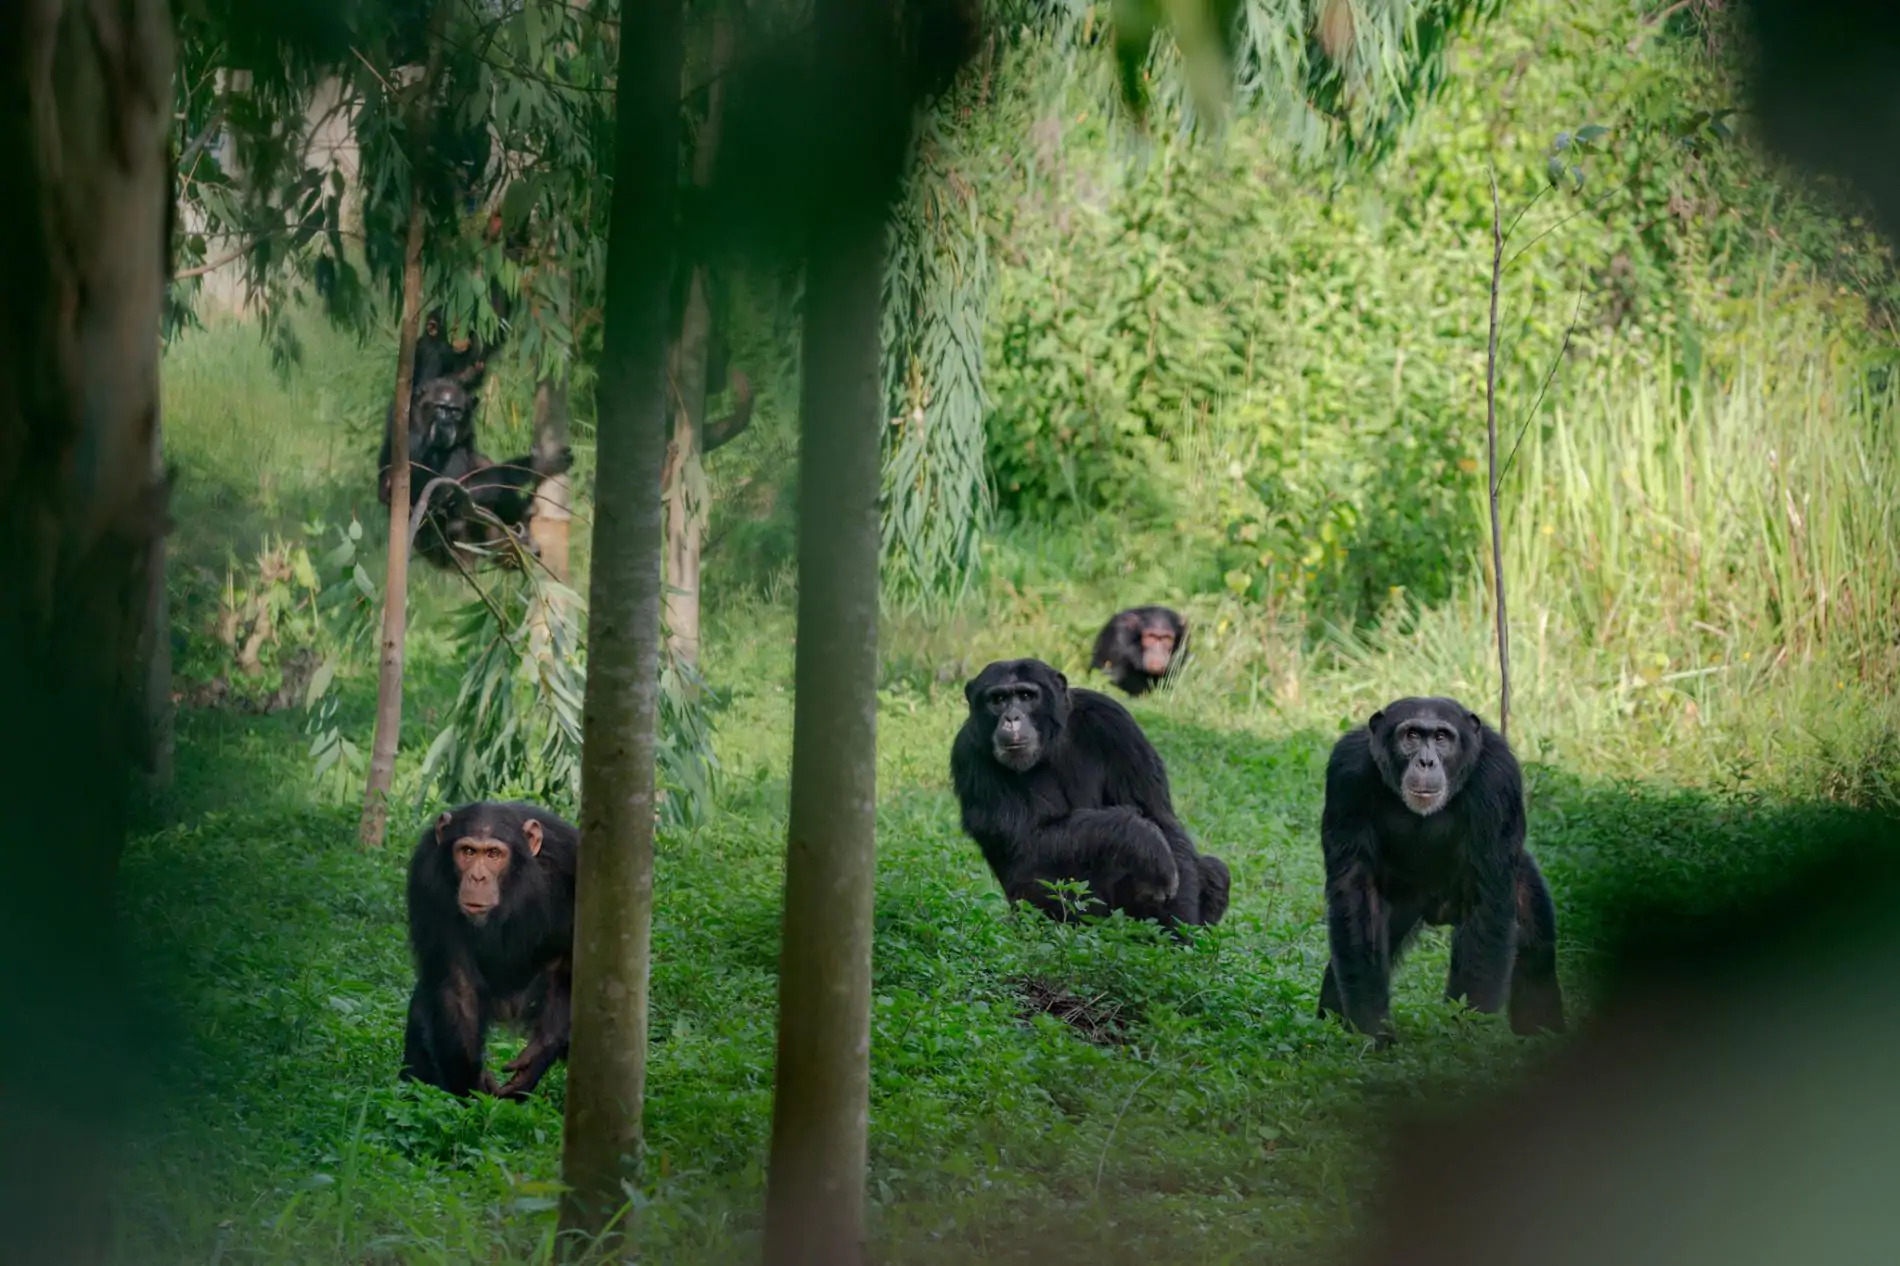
[966,659,1070,773]
[1137,623,1176,675]
[1368,698,1483,817]
[418,380,473,452]
[436,811,543,923]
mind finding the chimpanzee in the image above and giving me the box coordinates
[378,376,477,508]
[1317,697,1564,1043]
[413,310,495,395]
[379,377,574,571]
[1091,606,1188,697]
[950,657,1230,931]
[401,800,579,1100]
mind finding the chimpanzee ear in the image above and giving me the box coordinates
[523,818,543,857]
[434,810,454,842]
[1368,709,1386,731]
[964,676,980,707]
[1054,671,1069,694]
[1467,710,1484,731]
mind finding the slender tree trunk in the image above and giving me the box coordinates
[358,190,428,849]
[1485,171,1510,741]
[761,3,908,1259]
[557,0,683,1244]
[0,1,175,1261]
[661,10,735,669]
[529,372,572,583]
[661,282,709,666]
[358,20,445,849]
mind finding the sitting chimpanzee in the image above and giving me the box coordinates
[379,377,574,571]
[1317,697,1564,1044]
[1092,606,1188,697]
[401,800,579,1100]
[950,657,1230,931]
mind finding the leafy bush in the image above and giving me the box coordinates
[974,0,1900,628]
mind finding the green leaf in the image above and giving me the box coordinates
[1575,123,1609,144]
[304,657,337,710]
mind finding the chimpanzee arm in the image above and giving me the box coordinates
[951,727,1177,898]
[1321,732,1396,1036]
[1445,746,1528,1013]
[497,958,571,1099]
[1015,807,1178,898]
[410,958,489,1096]
[1071,690,1197,874]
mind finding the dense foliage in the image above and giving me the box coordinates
[950,0,1900,628]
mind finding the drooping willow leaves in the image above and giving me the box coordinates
[420,571,719,830]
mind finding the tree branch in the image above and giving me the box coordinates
[1486,168,1511,742]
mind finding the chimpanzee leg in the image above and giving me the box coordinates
[1508,855,1566,1035]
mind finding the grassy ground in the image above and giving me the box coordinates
[121,320,1898,1264]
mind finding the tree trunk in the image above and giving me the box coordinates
[660,10,735,669]
[0,1,175,1261]
[529,372,572,583]
[661,281,708,667]
[761,3,908,1259]
[357,189,428,849]
[557,0,683,1244]
[358,19,445,850]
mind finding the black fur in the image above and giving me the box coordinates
[1317,697,1564,1042]
[950,658,1230,931]
[377,377,573,572]
[1091,605,1188,697]
[401,800,578,1099]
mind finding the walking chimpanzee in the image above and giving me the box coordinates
[400,800,578,1100]
[1317,697,1564,1044]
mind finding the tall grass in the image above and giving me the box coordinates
[1501,339,1900,670]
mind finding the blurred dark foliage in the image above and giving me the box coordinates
[708,0,984,265]
[1745,0,1900,242]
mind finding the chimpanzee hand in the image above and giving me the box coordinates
[478,1069,503,1097]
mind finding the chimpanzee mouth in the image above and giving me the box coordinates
[995,741,1039,770]
[461,901,496,920]
[1402,782,1447,814]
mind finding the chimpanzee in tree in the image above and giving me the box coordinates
[378,377,573,571]
[1317,697,1565,1045]
[401,800,578,1100]
[950,658,1230,932]
[1092,606,1188,697]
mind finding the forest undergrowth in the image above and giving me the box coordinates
[126,322,1899,1266]
[123,0,1900,1255]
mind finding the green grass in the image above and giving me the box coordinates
[121,579,1896,1265]
[130,312,1899,1261]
